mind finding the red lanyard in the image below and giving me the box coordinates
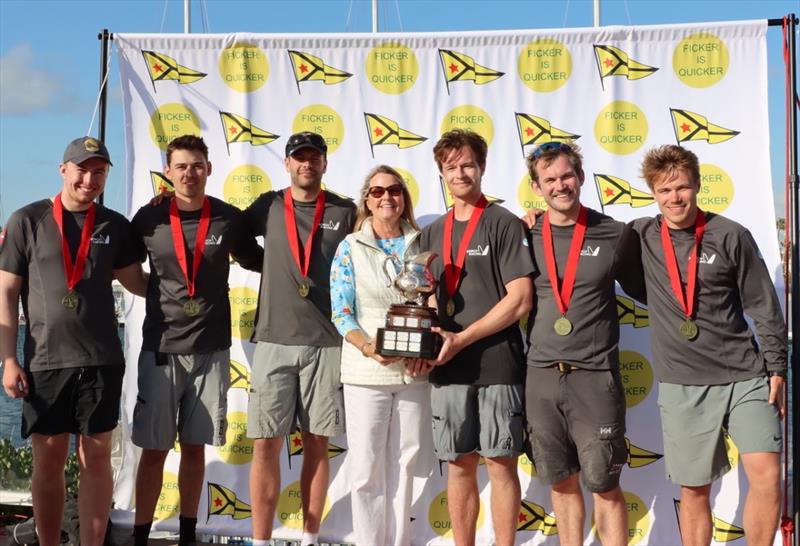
[283,189,326,278]
[660,210,706,320]
[52,193,96,292]
[442,195,488,298]
[169,197,211,298]
[541,205,588,316]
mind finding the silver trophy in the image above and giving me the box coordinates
[376,251,443,359]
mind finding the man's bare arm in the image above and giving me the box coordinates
[0,271,27,398]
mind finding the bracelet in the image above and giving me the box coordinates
[360,341,372,357]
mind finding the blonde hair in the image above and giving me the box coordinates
[353,165,420,232]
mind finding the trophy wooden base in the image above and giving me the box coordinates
[375,303,442,359]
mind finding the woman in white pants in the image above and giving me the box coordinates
[330,165,431,546]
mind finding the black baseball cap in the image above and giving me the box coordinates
[285,131,327,158]
[63,136,113,166]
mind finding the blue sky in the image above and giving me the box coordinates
[0,0,797,225]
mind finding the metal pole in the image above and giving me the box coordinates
[96,28,111,206]
[184,0,191,33]
[372,0,378,33]
[593,0,600,27]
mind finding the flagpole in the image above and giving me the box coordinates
[184,0,191,33]
[372,0,378,33]
[96,28,111,206]
[593,0,600,27]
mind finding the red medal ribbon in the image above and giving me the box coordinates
[52,193,96,292]
[442,195,488,299]
[169,197,211,299]
[660,210,706,320]
[283,189,326,279]
[541,205,588,316]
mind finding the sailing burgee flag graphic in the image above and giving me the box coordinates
[439,49,504,93]
[142,50,206,90]
[288,50,352,93]
[150,171,174,197]
[593,45,658,88]
[220,111,279,154]
[595,174,654,210]
[515,113,579,157]
[671,109,740,144]
[517,499,558,534]
[364,113,427,157]
[207,482,251,520]
[616,295,649,328]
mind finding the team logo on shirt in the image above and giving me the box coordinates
[466,244,490,257]
[205,234,223,246]
[319,220,341,231]
[580,245,600,257]
[91,234,110,244]
[699,252,717,265]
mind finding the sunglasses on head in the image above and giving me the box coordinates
[367,184,403,198]
[532,141,571,159]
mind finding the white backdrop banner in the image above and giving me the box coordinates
[114,20,779,545]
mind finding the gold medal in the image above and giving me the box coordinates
[62,291,78,310]
[298,281,310,298]
[184,299,200,316]
[445,299,455,317]
[679,319,698,340]
[554,316,573,336]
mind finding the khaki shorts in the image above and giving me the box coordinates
[658,376,782,486]
[247,342,344,438]
[525,366,627,493]
[132,350,229,450]
[430,383,524,461]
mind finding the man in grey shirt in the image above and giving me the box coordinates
[525,142,645,546]
[633,144,786,546]
[0,137,144,546]
[243,132,356,546]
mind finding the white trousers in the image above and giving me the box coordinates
[343,382,430,546]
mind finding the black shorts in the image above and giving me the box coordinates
[525,365,627,493]
[21,366,125,438]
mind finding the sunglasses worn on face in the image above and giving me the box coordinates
[367,184,403,198]
[532,141,571,159]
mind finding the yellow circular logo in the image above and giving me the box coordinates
[594,490,651,545]
[698,163,734,214]
[673,33,729,88]
[518,39,572,92]
[429,490,485,537]
[223,164,271,210]
[219,42,269,92]
[518,453,538,477]
[518,173,549,212]
[594,101,648,155]
[277,480,331,529]
[84,138,100,152]
[292,105,344,155]
[724,429,740,472]
[154,471,180,521]
[149,103,201,151]
[365,42,419,94]
[619,350,654,408]
[215,411,254,465]
[229,286,258,340]
[440,105,494,146]
[394,167,420,209]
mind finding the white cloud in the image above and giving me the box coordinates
[0,43,64,115]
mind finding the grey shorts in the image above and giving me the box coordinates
[132,350,230,450]
[247,342,344,439]
[525,366,627,493]
[658,376,782,486]
[430,383,524,461]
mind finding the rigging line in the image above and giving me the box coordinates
[159,0,169,33]
[201,0,211,33]
[562,0,571,28]
[623,0,632,25]
[344,0,354,32]
[395,0,404,32]
[86,51,112,138]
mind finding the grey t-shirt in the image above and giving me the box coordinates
[0,199,140,371]
[243,189,356,347]
[527,208,645,370]
[132,196,263,353]
[631,213,787,385]
[420,202,535,386]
